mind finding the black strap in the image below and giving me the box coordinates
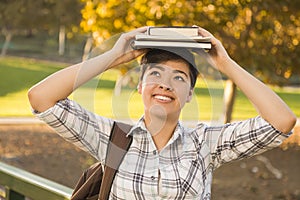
[99,121,133,200]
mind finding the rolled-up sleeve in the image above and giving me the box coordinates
[34,99,114,162]
[204,116,291,168]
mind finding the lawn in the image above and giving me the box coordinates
[0,56,299,121]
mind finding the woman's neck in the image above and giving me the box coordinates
[144,113,179,151]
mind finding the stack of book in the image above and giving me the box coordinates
[131,26,211,50]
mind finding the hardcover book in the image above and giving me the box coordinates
[147,26,199,36]
[132,40,211,50]
[132,26,211,50]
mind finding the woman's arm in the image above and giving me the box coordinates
[196,26,297,134]
[28,27,147,113]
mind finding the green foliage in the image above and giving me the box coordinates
[0,0,84,37]
[80,0,300,85]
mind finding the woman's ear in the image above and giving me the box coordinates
[186,88,194,103]
[137,82,142,94]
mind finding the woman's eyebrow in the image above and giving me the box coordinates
[173,69,188,78]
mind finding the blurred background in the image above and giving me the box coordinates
[0,0,299,199]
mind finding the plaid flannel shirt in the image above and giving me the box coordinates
[35,99,289,199]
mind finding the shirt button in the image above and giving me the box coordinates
[153,150,157,155]
[151,176,155,180]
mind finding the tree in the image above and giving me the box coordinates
[80,0,300,122]
[48,0,84,55]
[0,0,51,56]
[211,0,300,122]
[0,0,84,57]
[0,0,26,56]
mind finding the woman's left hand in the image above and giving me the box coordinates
[193,25,231,73]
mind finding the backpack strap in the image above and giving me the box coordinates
[99,121,133,200]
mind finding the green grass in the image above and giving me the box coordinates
[0,56,299,121]
[0,56,67,116]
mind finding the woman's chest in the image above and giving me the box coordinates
[110,136,212,199]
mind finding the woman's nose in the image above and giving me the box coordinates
[159,83,173,91]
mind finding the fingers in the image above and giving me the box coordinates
[192,25,214,39]
[109,49,148,69]
[135,26,148,33]
[110,27,149,68]
[198,27,213,37]
[193,25,223,51]
[123,26,148,41]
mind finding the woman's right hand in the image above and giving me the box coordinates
[28,27,149,112]
[108,27,149,69]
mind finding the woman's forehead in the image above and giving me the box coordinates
[146,60,190,73]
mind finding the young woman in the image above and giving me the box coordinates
[28,26,296,199]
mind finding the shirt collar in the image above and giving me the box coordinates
[127,116,186,142]
[126,116,148,137]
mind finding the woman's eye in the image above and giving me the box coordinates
[174,76,185,81]
[150,71,160,77]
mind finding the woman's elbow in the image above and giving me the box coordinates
[280,113,297,134]
[27,87,52,113]
[28,87,40,111]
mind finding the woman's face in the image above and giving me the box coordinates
[138,60,193,120]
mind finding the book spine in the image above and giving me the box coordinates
[147,27,152,35]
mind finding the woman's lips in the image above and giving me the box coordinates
[152,94,174,102]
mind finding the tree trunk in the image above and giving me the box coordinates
[58,25,65,56]
[222,79,237,123]
[1,31,13,57]
[82,36,93,61]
